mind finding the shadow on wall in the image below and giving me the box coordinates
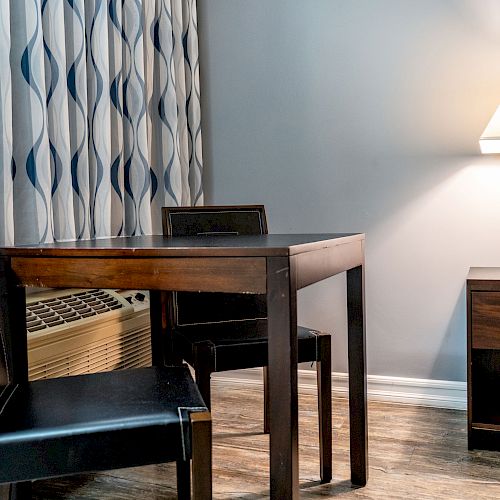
[297,274,348,374]
[430,285,467,382]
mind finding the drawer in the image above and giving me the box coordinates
[472,292,500,349]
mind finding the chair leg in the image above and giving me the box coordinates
[317,333,332,483]
[0,484,8,500]
[190,411,212,500]
[193,343,215,409]
[6,482,32,500]
[263,366,270,434]
[150,291,182,366]
[176,460,191,500]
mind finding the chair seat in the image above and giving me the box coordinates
[174,320,326,371]
[0,366,207,484]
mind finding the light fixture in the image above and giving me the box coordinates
[479,105,500,153]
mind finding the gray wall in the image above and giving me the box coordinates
[197,0,500,381]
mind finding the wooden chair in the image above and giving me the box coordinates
[0,358,212,499]
[159,205,332,483]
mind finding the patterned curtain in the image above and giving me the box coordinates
[0,0,203,246]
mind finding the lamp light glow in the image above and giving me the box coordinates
[479,105,500,154]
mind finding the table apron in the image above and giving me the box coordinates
[294,240,364,289]
[10,256,267,293]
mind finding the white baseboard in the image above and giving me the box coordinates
[212,368,467,410]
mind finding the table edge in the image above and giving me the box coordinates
[0,233,365,258]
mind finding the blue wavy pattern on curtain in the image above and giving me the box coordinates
[0,0,203,245]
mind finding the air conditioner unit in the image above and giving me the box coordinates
[26,288,152,381]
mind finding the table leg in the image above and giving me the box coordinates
[266,256,299,499]
[149,290,166,366]
[0,257,28,385]
[347,264,368,486]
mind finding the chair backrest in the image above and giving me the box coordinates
[162,205,268,327]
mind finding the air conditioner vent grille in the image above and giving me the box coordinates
[26,289,124,333]
[27,289,151,381]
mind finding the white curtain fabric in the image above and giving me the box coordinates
[0,0,203,245]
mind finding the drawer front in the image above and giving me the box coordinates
[472,292,500,349]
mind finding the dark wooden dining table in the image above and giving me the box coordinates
[0,233,367,498]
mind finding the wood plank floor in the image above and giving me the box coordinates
[31,378,500,499]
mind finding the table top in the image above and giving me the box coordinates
[0,233,364,258]
[467,267,500,281]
